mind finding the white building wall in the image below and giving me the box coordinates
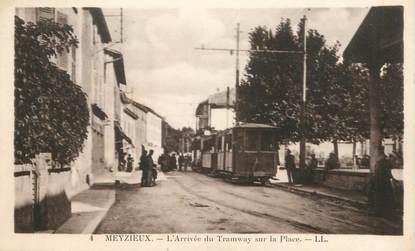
[146,113,163,161]
[16,8,112,192]
[103,59,116,170]
[210,108,235,131]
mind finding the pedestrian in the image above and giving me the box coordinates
[369,145,396,217]
[126,154,134,172]
[169,153,177,171]
[159,151,169,172]
[354,155,360,168]
[305,153,318,184]
[360,154,370,169]
[184,154,191,172]
[324,152,339,180]
[146,149,155,186]
[119,152,126,171]
[285,149,295,184]
[178,153,185,171]
[308,154,318,169]
[140,150,148,186]
[388,152,398,169]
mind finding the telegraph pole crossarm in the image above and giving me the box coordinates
[195,47,304,54]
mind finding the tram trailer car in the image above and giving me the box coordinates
[193,123,279,184]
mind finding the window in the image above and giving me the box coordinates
[225,133,232,151]
[260,130,276,151]
[245,130,258,151]
[56,11,68,70]
[217,136,223,152]
[234,129,244,151]
[203,138,214,152]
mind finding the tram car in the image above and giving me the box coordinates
[191,123,279,184]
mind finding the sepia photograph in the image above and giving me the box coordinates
[2,1,414,250]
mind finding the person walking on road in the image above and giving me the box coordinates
[184,154,191,172]
[146,150,155,186]
[169,153,177,171]
[158,150,169,172]
[140,150,148,186]
[285,149,295,184]
[178,153,185,171]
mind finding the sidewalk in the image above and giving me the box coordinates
[55,170,167,234]
[55,184,115,234]
[271,182,368,209]
[271,168,368,209]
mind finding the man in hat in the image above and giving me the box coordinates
[285,149,295,184]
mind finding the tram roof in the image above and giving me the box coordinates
[234,123,277,129]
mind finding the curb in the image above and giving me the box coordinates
[83,189,115,234]
[272,183,368,210]
[55,187,116,234]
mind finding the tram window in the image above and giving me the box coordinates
[203,138,213,151]
[234,129,244,151]
[217,137,223,151]
[261,131,275,151]
[245,130,258,151]
[225,134,232,151]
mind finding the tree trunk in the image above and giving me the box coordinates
[333,139,339,160]
[368,63,383,173]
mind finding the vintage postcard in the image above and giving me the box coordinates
[0,0,413,250]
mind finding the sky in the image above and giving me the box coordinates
[104,8,369,129]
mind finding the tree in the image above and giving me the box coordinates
[238,18,403,159]
[379,63,403,140]
[163,125,195,153]
[14,16,89,165]
[338,62,403,142]
[238,19,343,145]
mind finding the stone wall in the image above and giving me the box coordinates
[14,154,73,233]
[14,164,34,233]
[311,168,371,193]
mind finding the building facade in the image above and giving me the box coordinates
[15,7,114,190]
[14,7,118,232]
[195,87,235,133]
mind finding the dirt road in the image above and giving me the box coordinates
[95,171,402,234]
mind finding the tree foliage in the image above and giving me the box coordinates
[15,16,89,165]
[163,125,194,153]
[237,19,343,143]
[237,18,403,144]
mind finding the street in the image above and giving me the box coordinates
[95,170,402,235]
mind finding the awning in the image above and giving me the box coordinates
[114,121,133,145]
[91,103,108,120]
[343,6,403,64]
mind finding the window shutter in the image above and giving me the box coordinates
[71,44,76,82]
[37,7,55,22]
[56,11,69,70]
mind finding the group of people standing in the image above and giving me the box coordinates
[284,146,400,217]
[284,149,322,184]
[139,149,157,187]
[158,151,192,173]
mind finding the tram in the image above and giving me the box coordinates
[191,123,279,184]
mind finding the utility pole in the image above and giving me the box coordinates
[299,15,307,170]
[235,23,240,123]
[120,8,123,43]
